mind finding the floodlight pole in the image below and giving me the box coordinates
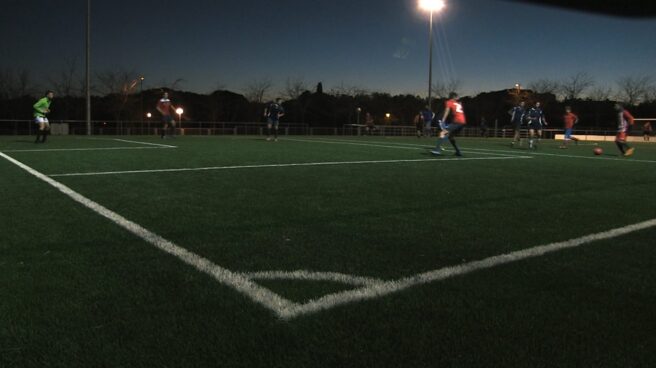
[86,0,91,135]
[428,10,434,111]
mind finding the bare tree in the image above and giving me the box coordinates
[560,72,595,100]
[431,79,462,99]
[284,77,308,101]
[50,59,81,97]
[527,78,560,95]
[616,75,652,105]
[329,82,368,97]
[588,85,613,101]
[244,78,273,103]
[0,68,36,98]
[96,68,140,120]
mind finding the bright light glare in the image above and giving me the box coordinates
[419,0,445,12]
[146,112,152,118]
[175,108,184,115]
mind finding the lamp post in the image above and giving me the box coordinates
[146,112,152,134]
[176,107,184,134]
[356,107,362,125]
[139,76,145,130]
[419,0,445,112]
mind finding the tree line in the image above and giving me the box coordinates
[1,67,655,128]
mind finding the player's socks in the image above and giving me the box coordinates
[41,130,48,143]
[35,131,42,143]
[615,142,625,154]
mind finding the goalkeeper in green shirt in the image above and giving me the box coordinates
[33,90,54,143]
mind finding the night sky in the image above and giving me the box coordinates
[2,0,655,97]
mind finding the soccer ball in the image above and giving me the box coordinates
[593,147,603,156]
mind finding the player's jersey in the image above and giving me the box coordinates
[33,97,51,118]
[266,102,284,120]
[526,108,545,126]
[420,110,434,124]
[510,106,525,123]
[446,99,466,124]
[618,110,634,132]
[563,112,578,129]
[157,98,172,116]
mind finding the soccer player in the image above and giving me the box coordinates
[33,90,54,143]
[157,91,176,139]
[643,121,652,141]
[560,106,579,148]
[614,103,635,157]
[431,92,466,157]
[264,98,285,141]
[526,102,548,149]
[508,101,525,147]
[416,106,434,138]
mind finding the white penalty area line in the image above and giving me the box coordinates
[47,156,532,177]
[111,138,177,148]
[283,137,521,157]
[1,146,173,153]
[464,147,656,164]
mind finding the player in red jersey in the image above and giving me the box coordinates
[614,103,635,157]
[559,106,579,148]
[157,91,176,138]
[431,92,466,157]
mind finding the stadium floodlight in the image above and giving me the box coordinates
[419,0,445,112]
[146,112,152,118]
[419,0,445,11]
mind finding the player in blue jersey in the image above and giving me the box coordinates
[264,98,285,141]
[415,106,434,138]
[508,101,525,147]
[526,102,548,149]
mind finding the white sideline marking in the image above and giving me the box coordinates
[0,151,298,317]
[1,146,172,153]
[47,156,531,177]
[246,270,385,287]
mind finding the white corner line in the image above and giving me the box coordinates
[0,151,295,318]
[245,270,386,287]
[275,218,656,319]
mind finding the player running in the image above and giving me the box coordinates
[157,91,177,139]
[614,103,635,157]
[508,101,525,147]
[526,102,548,149]
[559,106,579,148]
[431,92,466,157]
[33,90,54,143]
[264,98,285,141]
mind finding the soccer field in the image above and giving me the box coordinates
[1,135,655,367]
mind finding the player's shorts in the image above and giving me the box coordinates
[445,122,465,136]
[267,118,279,126]
[512,121,522,131]
[528,122,542,130]
[564,128,573,140]
[35,117,49,126]
[162,115,174,124]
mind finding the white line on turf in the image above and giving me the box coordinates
[276,218,656,319]
[47,156,532,177]
[0,151,297,317]
[245,270,385,287]
[2,150,655,320]
[1,146,172,153]
[112,138,177,148]
[299,138,656,163]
